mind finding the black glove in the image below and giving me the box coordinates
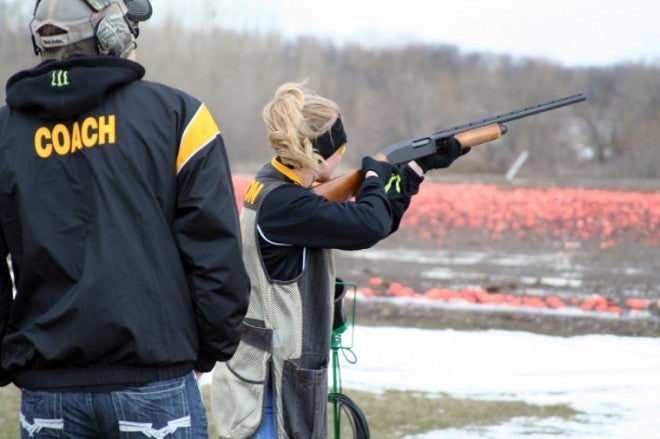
[415,137,470,173]
[361,156,396,187]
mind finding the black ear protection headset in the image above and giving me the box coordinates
[31,0,152,57]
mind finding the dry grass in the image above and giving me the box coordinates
[0,384,20,439]
[327,389,578,439]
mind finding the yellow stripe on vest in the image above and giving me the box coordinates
[176,104,220,173]
[244,180,264,205]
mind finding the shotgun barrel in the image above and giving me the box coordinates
[380,93,586,164]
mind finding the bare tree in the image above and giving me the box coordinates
[2,4,658,182]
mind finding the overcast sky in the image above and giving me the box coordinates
[155,0,660,67]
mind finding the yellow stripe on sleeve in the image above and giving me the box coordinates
[176,104,220,173]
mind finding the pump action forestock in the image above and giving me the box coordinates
[314,93,586,202]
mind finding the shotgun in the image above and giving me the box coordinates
[314,93,586,202]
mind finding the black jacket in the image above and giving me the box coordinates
[256,158,423,280]
[0,56,250,389]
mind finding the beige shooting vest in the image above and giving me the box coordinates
[211,163,335,439]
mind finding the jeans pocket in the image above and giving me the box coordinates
[112,376,192,439]
[20,390,65,439]
[211,320,272,438]
[281,355,329,439]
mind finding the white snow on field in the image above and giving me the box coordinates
[333,326,660,438]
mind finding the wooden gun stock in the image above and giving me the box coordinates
[313,168,363,202]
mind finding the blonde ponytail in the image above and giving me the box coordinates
[262,82,340,174]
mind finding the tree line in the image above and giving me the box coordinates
[2,2,659,181]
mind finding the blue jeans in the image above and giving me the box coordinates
[19,372,208,438]
[253,386,276,439]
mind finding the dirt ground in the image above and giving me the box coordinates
[334,212,660,337]
[230,173,660,337]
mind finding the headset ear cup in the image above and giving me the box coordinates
[125,0,153,22]
[95,14,134,57]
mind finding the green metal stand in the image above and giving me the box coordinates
[330,280,358,439]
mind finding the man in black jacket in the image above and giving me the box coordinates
[0,0,250,436]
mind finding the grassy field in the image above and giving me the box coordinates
[0,385,19,439]
[322,389,578,439]
[0,384,578,438]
